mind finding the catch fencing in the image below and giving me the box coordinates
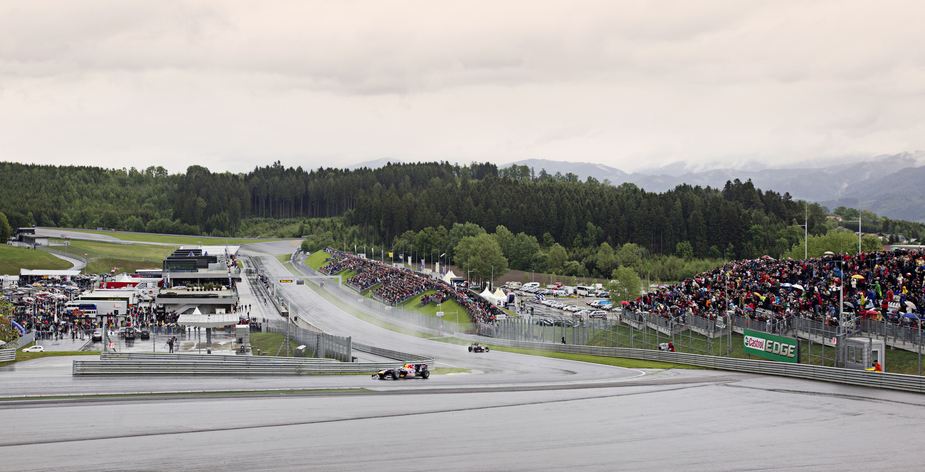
[265,318,352,362]
[7,331,36,350]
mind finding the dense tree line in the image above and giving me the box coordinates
[1,161,923,262]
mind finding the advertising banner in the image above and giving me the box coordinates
[743,329,800,363]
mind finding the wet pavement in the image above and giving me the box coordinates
[4,239,923,470]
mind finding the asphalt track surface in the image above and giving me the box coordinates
[3,239,924,470]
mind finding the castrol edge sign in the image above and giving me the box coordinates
[743,329,800,363]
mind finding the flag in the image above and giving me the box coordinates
[399,254,404,260]
[389,252,393,258]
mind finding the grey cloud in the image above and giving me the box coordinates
[1,0,925,173]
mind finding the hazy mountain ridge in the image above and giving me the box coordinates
[508,152,925,222]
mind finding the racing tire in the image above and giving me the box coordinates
[391,371,399,380]
[468,346,472,352]
[484,348,489,352]
[421,370,430,379]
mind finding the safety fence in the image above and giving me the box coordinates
[7,331,36,350]
[452,333,925,394]
[859,318,923,347]
[265,318,352,362]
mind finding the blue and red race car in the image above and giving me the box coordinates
[373,363,431,380]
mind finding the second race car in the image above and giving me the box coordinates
[468,342,489,353]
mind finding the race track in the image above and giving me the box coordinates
[1,240,922,470]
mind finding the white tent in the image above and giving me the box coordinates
[442,270,458,283]
[493,288,508,302]
[480,288,501,305]
[177,307,239,328]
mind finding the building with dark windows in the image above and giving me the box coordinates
[155,245,241,315]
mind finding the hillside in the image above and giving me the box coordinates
[0,245,72,275]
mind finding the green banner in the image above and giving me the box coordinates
[743,329,800,363]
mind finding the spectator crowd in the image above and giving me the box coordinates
[630,249,925,331]
[319,248,505,324]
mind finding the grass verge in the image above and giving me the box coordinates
[0,244,72,274]
[481,345,704,370]
[426,336,702,369]
[395,291,472,324]
[304,250,334,270]
[431,367,470,375]
[0,350,99,368]
[250,332,308,357]
[50,239,177,260]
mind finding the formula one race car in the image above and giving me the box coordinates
[372,363,431,380]
[468,342,489,353]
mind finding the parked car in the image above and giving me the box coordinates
[138,330,150,340]
[22,345,45,353]
[91,331,103,342]
[589,310,608,319]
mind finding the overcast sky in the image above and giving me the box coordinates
[2,1,924,174]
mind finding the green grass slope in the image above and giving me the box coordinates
[0,244,72,275]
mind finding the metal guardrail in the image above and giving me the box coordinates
[452,333,925,394]
[100,352,335,363]
[0,350,16,363]
[353,343,435,364]
[72,359,404,375]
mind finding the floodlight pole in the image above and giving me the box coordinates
[839,256,845,368]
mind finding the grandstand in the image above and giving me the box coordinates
[319,248,505,324]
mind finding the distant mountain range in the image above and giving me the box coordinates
[342,152,925,223]
[508,153,925,223]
